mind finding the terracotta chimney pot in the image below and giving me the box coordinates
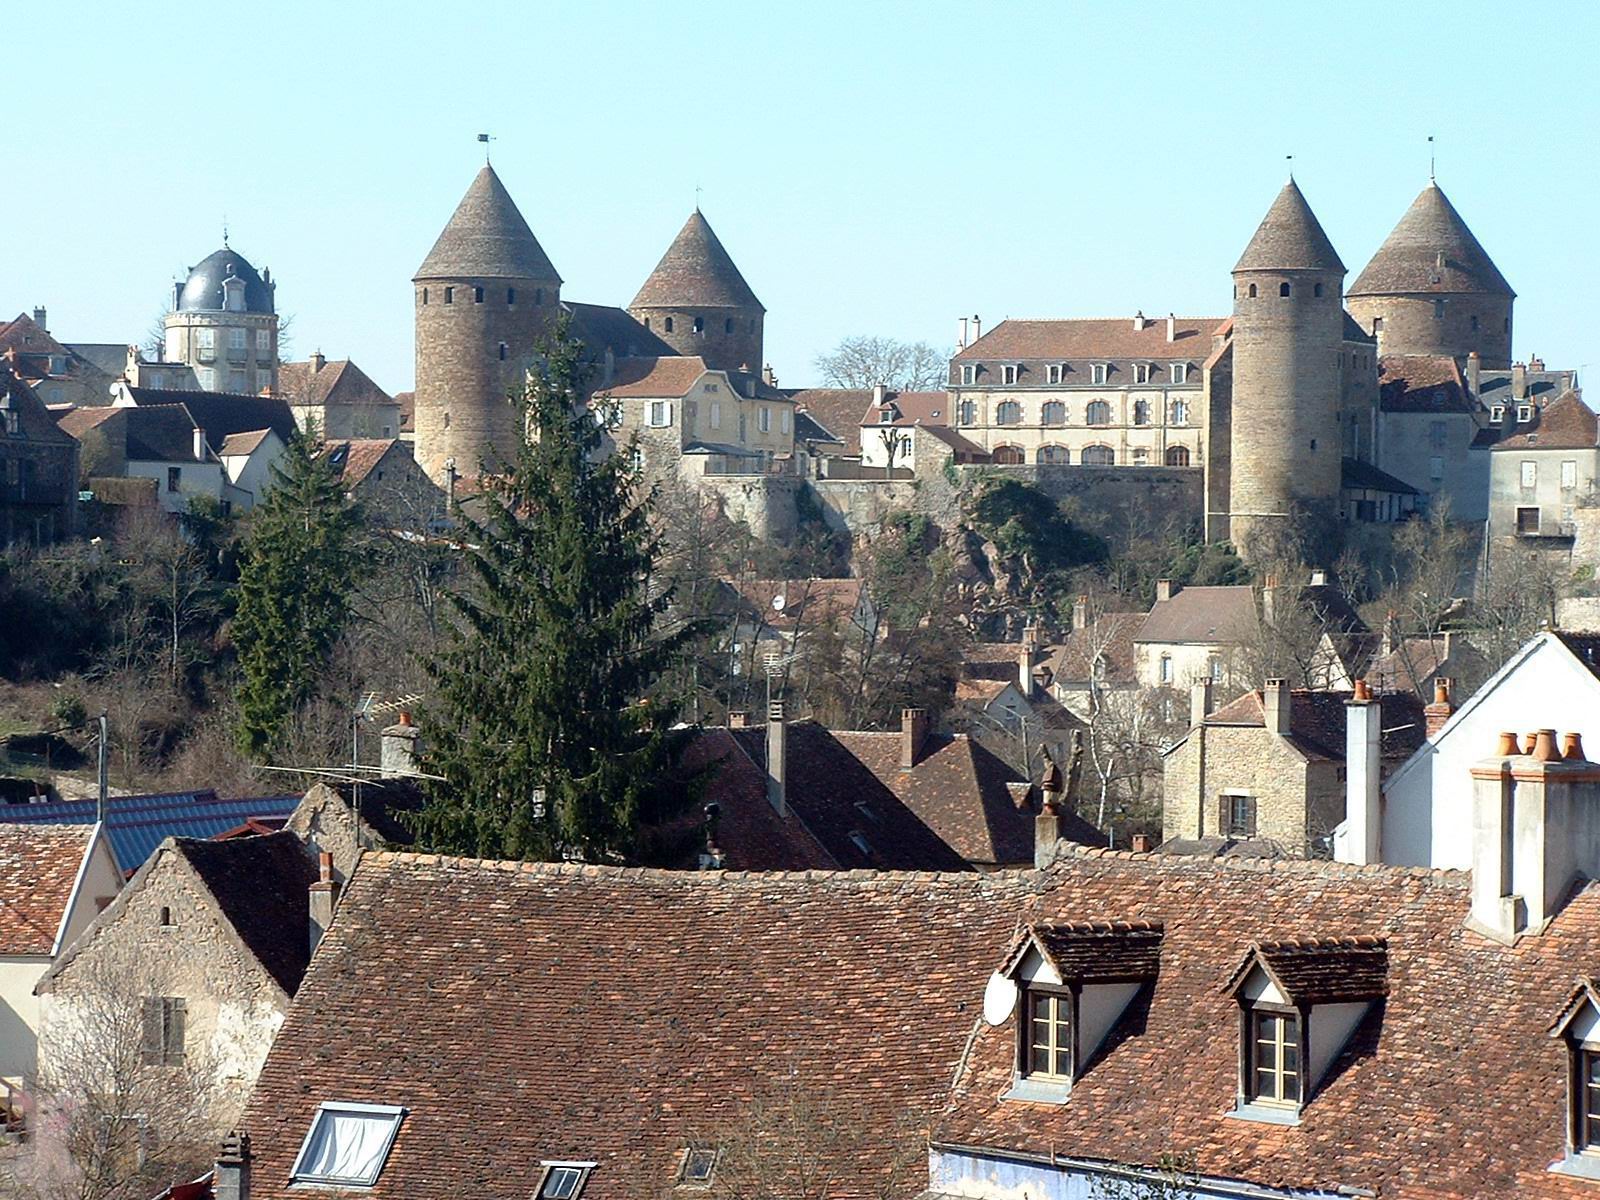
[1533,729,1560,762]
[1563,732,1587,762]
[1352,679,1372,702]
[1433,678,1450,707]
[1494,731,1521,757]
[1524,733,1540,755]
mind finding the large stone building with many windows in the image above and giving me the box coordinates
[163,245,280,396]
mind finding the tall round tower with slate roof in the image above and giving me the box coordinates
[1227,179,1347,557]
[628,210,764,373]
[1346,182,1514,368]
[413,165,563,483]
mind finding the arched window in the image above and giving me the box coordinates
[996,401,1022,426]
[693,316,705,334]
[643,317,651,329]
[1037,445,1069,465]
[1313,282,1323,297]
[1081,444,1115,465]
[1279,282,1291,297]
[1042,401,1066,426]
[725,318,734,334]
[665,317,674,333]
[1165,445,1191,466]
[992,444,1025,465]
[1248,283,1258,298]
[1170,400,1189,425]
[958,400,976,425]
[1086,400,1111,426]
[421,287,429,305]
[498,343,508,361]
[1133,399,1150,426]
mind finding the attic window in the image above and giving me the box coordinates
[1250,1008,1302,1106]
[1519,405,1535,423]
[848,831,874,857]
[158,906,175,928]
[1490,405,1506,423]
[1133,363,1151,385]
[1026,990,1073,1081]
[538,1163,595,1200]
[1047,364,1062,384]
[678,1147,719,1187]
[1001,364,1018,385]
[960,365,975,386]
[290,1102,407,1187]
[1090,363,1108,385]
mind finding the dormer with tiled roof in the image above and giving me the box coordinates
[628,210,764,373]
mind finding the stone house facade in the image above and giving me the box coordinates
[1487,391,1597,541]
[163,247,279,396]
[279,354,401,440]
[0,364,80,542]
[34,831,318,1130]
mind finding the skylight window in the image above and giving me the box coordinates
[538,1162,596,1200]
[679,1147,719,1186]
[290,1102,406,1187]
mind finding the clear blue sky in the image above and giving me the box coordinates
[8,1,1597,392]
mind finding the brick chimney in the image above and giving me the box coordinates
[1466,350,1481,399]
[1424,677,1454,739]
[1341,679,1381,865]
[901,707,929,769]
[1131,832,1154,852]
[1190,679,1214,727]
[213,1131,251,1200]
[727,710,750,728]
[1155,578,1178,603]
[1263,679,1291,736]
[1512,361,1528,400]
[1529,354,1546,372]
[309,350,326,374]
[380,712,419,778]
[766,702,787,816]
[1035,759,1066,869]
[1073,594,1090,632]
[308,851,339,956]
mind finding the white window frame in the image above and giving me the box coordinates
[709,400,721,430]
[1159,654,1173,684]
[1171,362,1188,384]
[289,1102,407,1187]
[1046,364,1062,384]
[960,364,975,385]
[1521,461,1537,489]
[229,327,247,350]
[1001,364,1018,386]
[196,328,215,351]
[1519,404,1535,423]
[758,406,771,433]
[1562,460,1578,491]
[649,401,673,428]
[1133,362,1151,385]
[538,1160,598,1200]
[1489,405,1506,423]
[1090,363,1108,385]
[256,328,271,351]
[780,408,791,434]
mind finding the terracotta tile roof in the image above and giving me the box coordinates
[864,391,949,426]
[1043,613,1144,686]
[1234,178,1345,273]
[629,210,764,312]
[1002,920,1164,982]
[731,577,865,633]
[1,364,78,445]
[321,438,399,488]
[1225,936,1388,1005]
[414,165,561,283]
[1135,585,1256,645]
[1349,182,1513,297]
[955,678,1010,703]
[782,388,873,456]
[953,317,1225,363]
[219,428,272,456]
[679,728,835,871]
[279,358,393,411]
[792,409,843,447]
[596,355,708,398]
[1492,391,1597,451]
[1203,688,1426,762]
[55,404,122,439]
[393,390,414,432]
[1378,353,1477,414]
[0,312,68,358]
[0,823,92,954]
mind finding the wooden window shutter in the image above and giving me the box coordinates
[165,998,187,1065]
[1245,796,1258,836]
[141,998,163,1064]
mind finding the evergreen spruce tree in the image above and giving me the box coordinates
[416,317,700,863]
[232,433,362,757]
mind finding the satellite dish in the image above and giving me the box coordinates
[772,593,786,612]
[982,971,1017,1026]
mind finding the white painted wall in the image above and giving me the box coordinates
[220,430,285,502]
[126,459,227,514]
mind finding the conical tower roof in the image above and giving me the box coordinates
[1349,183,1513,297]
[630,210,764,312]
[1234,179,1345,274]
[414,166,561,282]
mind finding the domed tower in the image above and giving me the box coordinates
[1227,179,1347,557]
[1347,183,1514,367]
[413,165,562,483]
[164,246,278,394]
[628,210,764,372]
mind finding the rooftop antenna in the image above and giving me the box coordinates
[477,132,494,163]
[1428,134,1436,182]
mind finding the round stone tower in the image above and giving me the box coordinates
[1227,179,1347,558]
[628,210,764,372]
[164,245,278,394]
[413,165,562,483]
[1346,182,1514,368]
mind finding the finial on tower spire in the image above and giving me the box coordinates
[1428,134,1436,182]
[222,214,229,247]
[1285,153,1294,182]
[694,182,702,212]
[477,132,494,164]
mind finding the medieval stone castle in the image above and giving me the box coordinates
[406,163,1548,560]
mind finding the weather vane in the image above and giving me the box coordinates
[222,214,229,247]
[1285,153,1294,180]
[478,132,495,163]
[1428,134,1436,181]
[695,182,702,211]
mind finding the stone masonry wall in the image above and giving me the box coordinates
[1162,725,1333,854]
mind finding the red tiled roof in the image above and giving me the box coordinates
[1002,920,1164,982]
[1203,688,1426,761]
[863,391,949,426]
[1135,586,1257,645]
[279,358,394,411]
[954,317,1225,363]
[1225,936,1388,1005]
[1378,354,1477,414]
[393,391,414,432]
[1043,613,1144,686]
[0,824,92,954]
[919,424,991,459]
[678,728,835,871]
[0,312,68,358]
[731,577,864,633]
[783,389,873,456]
[55,405,122,439]
[219,428,272,456]
[1493,391,1597,451]
[322,438,400,488]
[596,356,708,398]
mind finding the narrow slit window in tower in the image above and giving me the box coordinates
[1279,282,1291,297]
[444,287,454,305]
[1248,284,1258,298]
[507,288,516,305]
[1313,282,1323,297]
[499,343,508,361]
[664,317,674,333]
[693,317,705,334]
[474,287,484,303]
[725,318,734,334]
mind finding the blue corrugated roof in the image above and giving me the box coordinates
[0,791,302,872]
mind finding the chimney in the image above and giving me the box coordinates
[193,424,207,462]
[1424,677,1454,739]
[1155,578,1177,603]
[380,712,419,778]
[958,316,969,349]
[872,382,887,407]
[1018,640,1035,694]
[901,707,929,769]
[1165,313,1176,343]
[1380,610,1397,658]
[1035,759,1066,869]
[308,852,340,956]
[31,306,46,332]
[1341,679,1382,865]
[213,1131,252,1200]
[1466,350,1481,399]
[1073,594,1090,632]
[1512,361,1528,400]
[762,363,778,387]
[971,314,982,343]
[1263,678,1291,736]
[1468,729,1600,943]
[1309,568,1327,587]
[1529,354,1546,372]
[766,702,786,816]
[1132,311,1147,331]
[1259,575,1279,627]
[1131,832,1154,853]
[727,709,750,729]
[309,350,326,373]
[1190,679,1214,727]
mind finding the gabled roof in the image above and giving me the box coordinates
[918,424,991,459]
[1000,920,1164,982]
[218,428,273,457]
[630,210,764,312]
[2,364,78,445]
[0,823,95,955]
[562,301,676,361]
[792,409,844,447]
[597,356,708,398]
[0,790,301,875]
[1135,585,1257,645]
[781,388,875,456]
[55,404,123,440]
[1378,354,1477,414]
[1491,391,1597,451]
[121,387,297,448]
[1043,613,1144,686]
[862,390,948,427]
[1223,936,1388,1005]
[1233,179,1345,274]
[1342,455,1423,495]
[321,438,402,488]
[0,312,68,358]
[121,403,205,463]
[414,165,561,283]
[1201,688,1426,762]
[279,358,394,412]
[1349,182,1514,298]
[953,317,1225,363]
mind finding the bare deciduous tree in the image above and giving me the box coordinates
[813,336,946,392]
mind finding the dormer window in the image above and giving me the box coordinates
[1133,363,1151,385]
[960,364,975,386]
[1491,405,1506,422]
[1546,979,1600,1177]
[1001,364,1018,386]
[1519,404,1535,423]
[1171,362,1189,384]
[537,1162,595,1200]
[1090,363,1108,385]
[991,921,1162,1104]
[1224,938,1387,1124]
[290,1102,406,1187]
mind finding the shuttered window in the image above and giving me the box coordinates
[141,997,186,1065]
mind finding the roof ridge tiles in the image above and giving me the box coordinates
[1048,842,1470,885]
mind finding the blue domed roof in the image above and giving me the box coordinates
[177,248,275,314]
